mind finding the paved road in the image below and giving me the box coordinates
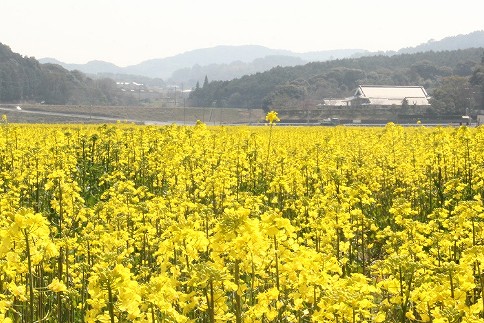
[0,106,180,124]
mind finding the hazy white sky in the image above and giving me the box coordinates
[1,0,482,67]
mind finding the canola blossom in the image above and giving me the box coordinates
[265,111,280,124]
[1,120,484,322]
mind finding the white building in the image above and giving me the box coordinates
[350,85,431,106]
[319,99,350,107]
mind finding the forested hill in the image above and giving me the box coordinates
[0,43,134,105]
[189,48,484,113]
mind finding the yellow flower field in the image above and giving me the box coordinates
[1,118,484,322]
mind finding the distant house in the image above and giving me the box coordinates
[319,99,350,107]
[349,85,431,106]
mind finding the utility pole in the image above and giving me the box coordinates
[182,83,186,125]
[174,86,177,107]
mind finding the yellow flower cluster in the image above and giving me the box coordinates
[0,121,484,322]
[265,110,280,124]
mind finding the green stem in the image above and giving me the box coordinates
[274,235,280,291]
[235,259,242,323]
[24,229,34,322]
[478,263,484,318]
[209,280,215,323]
[398,266,405,323]
[107,282,115,323]
[449,269,454,299]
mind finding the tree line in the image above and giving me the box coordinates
[189,48,484,115]
[0,43,135,105]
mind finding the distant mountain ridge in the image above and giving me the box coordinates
[352,30,484,57]
[38,30,484,85]
[398,30,484,54]
[39,58,124,75]
[39,45,367,81]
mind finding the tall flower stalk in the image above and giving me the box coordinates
[265,110,280,168]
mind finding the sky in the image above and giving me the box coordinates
[1,0,483,67]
